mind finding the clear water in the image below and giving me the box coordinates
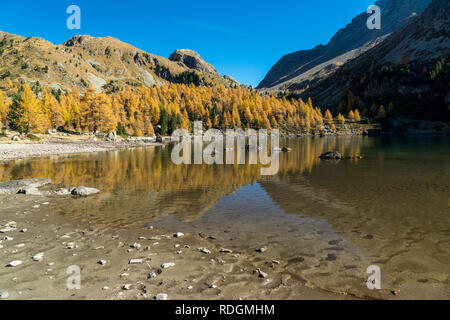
[1,136,449,298]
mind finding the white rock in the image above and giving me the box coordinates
[131,242,141,249]
[7,260,22,267]
[198,247,211,254]
[16,243,25,248]
[98,260,107,266]
[102,286,110,291]
[255,268,268,278]
[71,186,100,197]
[161,262,175,269]
[122,284,132,290]
[32,253,44,262]
[0,291,9,299]
[174,232,184,238]
[155,293,168,300]
[66,243,76,249]
[148,272,157,279]
[54,188,71,196]
[20,229,28,233]
[129,259,144,264]
[0,227,15,233]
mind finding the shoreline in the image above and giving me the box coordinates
[0,138,166,163]
[1,130,448,163]
[0,191,351,300]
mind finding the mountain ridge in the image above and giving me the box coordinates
[299,0,449,121]
[257,0,431,91]
[0,31,239,93]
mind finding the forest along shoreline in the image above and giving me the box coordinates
[0,120,379,163]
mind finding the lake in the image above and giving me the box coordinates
[1,136,449,299]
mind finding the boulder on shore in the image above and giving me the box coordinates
[319,151,342,160]
[71,186,100,197]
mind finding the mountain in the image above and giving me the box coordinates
[0,32,237,93]
[257,0,431,91]
[169,49,219,75]
[300,0,450,121]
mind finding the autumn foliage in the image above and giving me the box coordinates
[0,82,361,135]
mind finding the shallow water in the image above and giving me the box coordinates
[1,136,449,298]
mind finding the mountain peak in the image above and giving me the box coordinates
[169,49,219,75]
[257,0,432,90]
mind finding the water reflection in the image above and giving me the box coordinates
[0,136,449,298]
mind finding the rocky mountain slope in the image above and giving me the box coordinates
[257,0,431,91]
[0,32,238,93]
[300,0,450,122]
[169,49,219,75]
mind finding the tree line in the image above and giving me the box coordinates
[0,79,361,135]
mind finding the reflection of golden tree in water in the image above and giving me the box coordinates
[0,137,366,192]
[0,137,368,224]
[277,136,365,177]
[0,147,261,192]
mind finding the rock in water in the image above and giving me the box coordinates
[255,268,268,278]
[17,186,42,196]
[161,262,175,269]
[0,179,51,195]
[32,253,44,262]
[71,186,100,197]
[256,246,268,253]
[198,247,212,254]
[319,151,342,160]
[6,260,23,267]
[54,188,71,195]
[129,259,144,264]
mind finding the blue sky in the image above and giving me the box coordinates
[0,0,374,86]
